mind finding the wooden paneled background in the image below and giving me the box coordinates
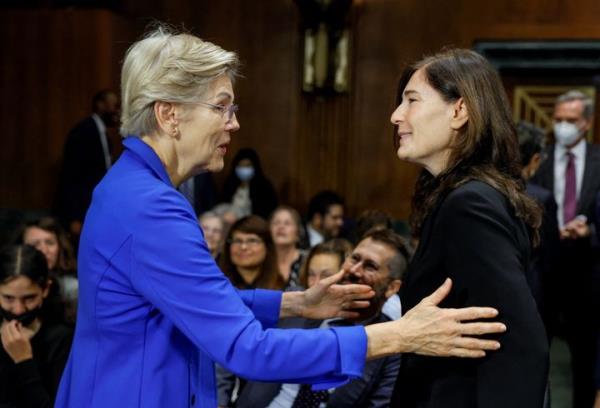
[3,0,600,219]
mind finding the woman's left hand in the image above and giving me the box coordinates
[0,320,34,363]
[281,270,375,320]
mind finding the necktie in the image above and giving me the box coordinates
[563,151,577,224]
[292,384,329,408]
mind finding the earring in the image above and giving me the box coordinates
[172,127,179,137]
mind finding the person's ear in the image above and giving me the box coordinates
[42,279,52,299]
[153,101,180,138]
[450,97,469,130]
[312,214,323,230]
[385,279,402,298]
[581,117,592,133]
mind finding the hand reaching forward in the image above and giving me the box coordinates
[366,278,506,359]
[280,269,374,320]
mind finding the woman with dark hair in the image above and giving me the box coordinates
[270,206,308,288]
[219,215,284,290]
[389,49,549,407]
[299,238,353,289]
[220,148,278,219]
[22,217,78,324]
[0,245,73,407]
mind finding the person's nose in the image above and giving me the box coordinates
[12,301,26,315]
[226,114,240,132]
[390,104,405,125]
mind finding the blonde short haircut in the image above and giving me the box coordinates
[120,25,240,137]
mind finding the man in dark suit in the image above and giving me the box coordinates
[234,229,407,408]
[531,90,600,408]
[54,90,120,239]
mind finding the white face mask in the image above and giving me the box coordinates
[553,121,582,147]
[235,166,255,182]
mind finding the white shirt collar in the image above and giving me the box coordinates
[92,113,106,135]
[555,137,586,162]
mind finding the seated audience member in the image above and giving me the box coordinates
[219,215,284,290]
[212,203,242,228]
[220,148,278,219]
[306,191,345,247]
[270,206,308,288]
[217,215,286,405]
[300,238,353,289]
[517,121,559,328]
[353,209,393,244]
[21,217,78,325]
[0,245,73,407]
[199,212,225,260]
[235,229,408,408]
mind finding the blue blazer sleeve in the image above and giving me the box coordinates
[129,189,366,386]
[237,289,280,329]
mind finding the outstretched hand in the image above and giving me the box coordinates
[284,269,374,320]
[398,278,505,357]
[366,278,506,360]
[302,269,375,320]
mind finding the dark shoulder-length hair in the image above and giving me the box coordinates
[395,49,541,244]
[220,148,278,218]
[219,215,284,290]
[21,216,77,274]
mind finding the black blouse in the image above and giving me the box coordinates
[0,322,73,408]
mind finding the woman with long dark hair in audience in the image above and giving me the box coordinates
[219,215,284,290]
[21,217,78,324]
[0,245,73,407]
[389,49,549,407]
[220,148,278,219]
[270,206,307,288]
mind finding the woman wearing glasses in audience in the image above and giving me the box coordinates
[220,215,284,290]
[55,26,508,407]
[0,245,73,407]
[389,49,549,407]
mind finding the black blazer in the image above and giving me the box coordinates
[235,314,400,408]
[54,116,112,224]
[525,182,559,319]
[391,180,548,408]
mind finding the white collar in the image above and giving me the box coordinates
[92,113,107,135]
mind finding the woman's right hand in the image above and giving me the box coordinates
[0,320,34,363]
[365,278,506,359]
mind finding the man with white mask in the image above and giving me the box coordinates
[531,90,600,408]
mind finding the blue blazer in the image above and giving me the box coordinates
[55,137,366,408]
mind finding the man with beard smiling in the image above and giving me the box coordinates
[234,228,408,408]
[54,90,120,240]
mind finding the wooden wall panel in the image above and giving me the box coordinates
[0,9,133,210]
[4,0,600,222]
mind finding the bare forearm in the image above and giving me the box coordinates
[280,291,304,319]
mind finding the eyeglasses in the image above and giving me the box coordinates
[229,237,263,247]
[196,101,239,122]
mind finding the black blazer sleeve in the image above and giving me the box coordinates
[440,185,549,407]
